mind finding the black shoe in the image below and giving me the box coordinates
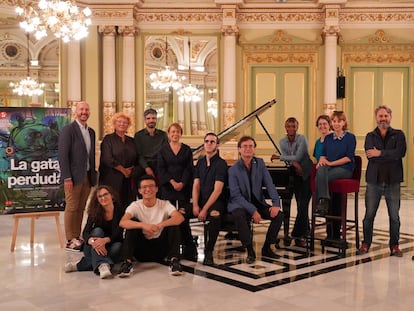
[118,261,134,278]
[294,238,307,248]
[246,246,256,264]
[203,251,214,265]
[261,246,278,259]
[169,257,183,276]
[284,236,292,246]
[246,254,256,264]
[315,198,330,216]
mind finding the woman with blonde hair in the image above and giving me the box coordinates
[99,112,140,211]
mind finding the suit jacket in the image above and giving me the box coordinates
[227,157,280,215]
[58,121,97,186]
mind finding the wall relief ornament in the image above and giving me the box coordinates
[236,10,324,23]
[244,52,317,65]
[340,9,414,23]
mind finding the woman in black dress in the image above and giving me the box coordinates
[158,123,196,260]
[99,112,139,211]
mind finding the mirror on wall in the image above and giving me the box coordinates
[144,35,218,135]
[0,14,59,108]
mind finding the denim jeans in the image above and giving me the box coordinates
[77,227,122,274]
[315,165,353,200]
[362,182,401,248]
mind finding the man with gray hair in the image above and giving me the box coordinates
[357,105,406,257]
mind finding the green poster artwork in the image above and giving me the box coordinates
[0,107,71,214]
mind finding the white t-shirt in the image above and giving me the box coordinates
[125,199,176,239]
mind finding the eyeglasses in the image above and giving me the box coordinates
[140,184,157,190]
[204,140,217,144]
[97,192,110,199]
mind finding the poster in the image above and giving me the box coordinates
[0,107,71,214]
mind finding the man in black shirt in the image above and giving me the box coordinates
[357,105,406,257]
[192,133,228,265]
[134,108,167,178]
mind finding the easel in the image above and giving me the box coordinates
[10,211,64,252]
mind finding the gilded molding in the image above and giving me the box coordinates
[92,9,132,20]
[98,26,117,36]
[368,30,392,44]
[243,52,318,65]
[135,10,222,24]
[122,101,136,134]
[339,9,414,23]
[241,44,320,52]
[343,51,414,64]
[322,25,341,36]
[236,10,324,23]
[118,26,139,37]
[222,102,236,130]
[103,102,116,135]
[221,25,239,36]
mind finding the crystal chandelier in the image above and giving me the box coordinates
[149,37,185,92]
[177,39,201,103]
[9,33,45,96]
[15,0,92,42]
[207,89,218,118]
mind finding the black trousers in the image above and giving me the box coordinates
[202,200,225,252]
[232,205,283,247]
[122,225,181,262]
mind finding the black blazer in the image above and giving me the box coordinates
[58,121,97,186]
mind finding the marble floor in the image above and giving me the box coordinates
[1,194,414,311]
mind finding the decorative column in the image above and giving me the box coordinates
[322,5,341,115]
[99,26,117,135]
[190,101,198,135]
[221,7,239,129]
[198,97,207,135]
[118,26,138,133]
[66,40,81,118]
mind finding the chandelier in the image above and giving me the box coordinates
[207,89,218,118]
[9,33,45,96]
[149,37,185,92]
[15,0,92,42]
[177,39,202,103]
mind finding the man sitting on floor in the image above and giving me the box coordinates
[118,175,185,277]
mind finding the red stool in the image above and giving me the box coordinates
[310,156,362,256]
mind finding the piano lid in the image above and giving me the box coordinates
[192,98,278,158]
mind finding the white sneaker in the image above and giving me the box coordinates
[64,262,78,273]
[98,263,112,279]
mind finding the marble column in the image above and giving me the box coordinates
[118,26,138,134]
[221,25,238,129]
[322,25,340,115]
[99,26,117,135]
[66,40,82,118]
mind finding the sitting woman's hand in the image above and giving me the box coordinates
[270,154,280,162]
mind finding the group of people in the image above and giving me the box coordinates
[58,102,407,280]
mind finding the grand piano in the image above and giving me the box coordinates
[192,99,295,245]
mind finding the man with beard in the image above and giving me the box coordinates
[357,105,406,257]
[134,108,168,179]
[58,102,97,251]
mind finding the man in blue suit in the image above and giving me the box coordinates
[227,136,283,264]
[58,102,97,251]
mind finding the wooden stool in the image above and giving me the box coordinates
[10,211,64,252]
